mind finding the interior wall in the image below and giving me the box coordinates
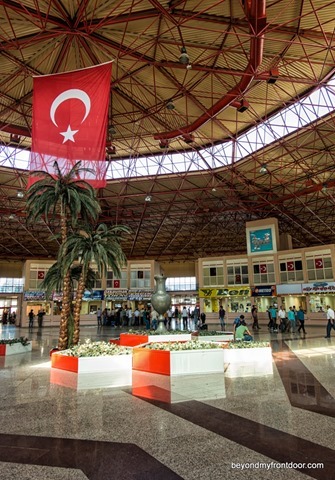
[160,261,196,277]
[0,261,24,278]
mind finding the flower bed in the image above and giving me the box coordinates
[224,341,273,378]
[133,340,226,376]
[0,337,32,356]
[192,331,234,342]
[118,330,192,347]
[51,341,132,388]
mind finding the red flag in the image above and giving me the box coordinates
[260,264,267,273]
[113,279,120,288]
[30,63,112,188]
[38,271,45,279]
[287,261,294,271]
[315,258,323,269]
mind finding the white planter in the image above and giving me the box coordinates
[170,349,225,375]
[148,334,191,342]
[0,342,32,356]
[224,346,273,378]
[194,333,234,342]
[51,352,132,389]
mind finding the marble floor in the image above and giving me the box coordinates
[0,323,335,479]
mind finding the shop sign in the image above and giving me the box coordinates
[24,291,46,301]
[105,289,128,300]
[199,287,250,298]
[302,282,335,294]
[276,284,302,295]
[82,290,104,301]
[251,285,276,297]
[127,289,154,300]
[52,292,63,301]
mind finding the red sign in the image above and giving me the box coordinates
[113,280,120,288]
[315,258,323,269]
[260,264,267,273]
[30,62,112,188]
[235,274,241,283]
[37,271,45,279]
[287,261,294,271]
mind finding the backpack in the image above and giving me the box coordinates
[234,317,241,328]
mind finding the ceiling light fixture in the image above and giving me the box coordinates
[145,195,152,202]
[8,214,16,220]
[182,133,194,144]
[237,99,249,113]
[108,124,116,135]
[159,139,169,149]
[17,190,24,198]
[166,99,175,110]
[179,46,190,65]
[267,67,279,84]
[10,133,21,144]
[260,164,268,174]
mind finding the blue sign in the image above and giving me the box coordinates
[249,228,273,253]
[251,285,276,297]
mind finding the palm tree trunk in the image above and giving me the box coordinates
[72,270,86,345]
[58,213,70,350]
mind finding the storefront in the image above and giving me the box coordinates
[199,287,251,314]
[250,285,277,312]
[80,290,104,315]
[302,282,335,312]
[276,284,305,311]
[23,291,51,326]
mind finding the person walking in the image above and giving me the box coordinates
[325,305,335,338]
[287,307,296,333]
[297,306,306,335]
[28,309,34,329]
[96,307,102,327]
[251,305,260,330]
[219,306,226,331]
[37,308,45,328]
[182,307,188,330]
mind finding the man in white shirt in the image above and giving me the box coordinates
[325,305,335,338]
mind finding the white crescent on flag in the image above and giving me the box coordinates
[49,89,91,143]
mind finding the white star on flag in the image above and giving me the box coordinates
[60,125,78,143]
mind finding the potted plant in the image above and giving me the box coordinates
[118,329,192,347]
[0,337,32,356]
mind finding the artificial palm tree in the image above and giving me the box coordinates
[26,161,101,349]
[40,263,97,346]
[61,223,130,345]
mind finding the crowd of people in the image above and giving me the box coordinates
[95,305,207,331]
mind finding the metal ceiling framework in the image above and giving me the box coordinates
[1,0,335,261]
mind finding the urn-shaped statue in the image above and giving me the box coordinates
[151,274,171,332]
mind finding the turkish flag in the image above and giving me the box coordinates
[38,271,45,279]
[260,264,267,273]
[113,279,120,288]
[287,261,294,271]
[315,258,323,269]
[30,62,112,188]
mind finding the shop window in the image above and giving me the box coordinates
[306,253,333,281]
[106,270,127,289]
[203,262,224,286]
[253,260,275,284]
[29,265,49,290]
[227,262,249,285]
[130,268,151,288]
[279,258,303,283]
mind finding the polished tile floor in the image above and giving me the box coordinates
[0,323,335,479]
